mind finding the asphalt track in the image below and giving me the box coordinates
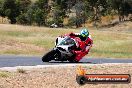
[0,55,132,67]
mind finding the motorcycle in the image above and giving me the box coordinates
[42,36,84,62]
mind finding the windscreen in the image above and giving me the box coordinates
[59,37,76,45]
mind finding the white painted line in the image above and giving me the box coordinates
[0,63,132,72]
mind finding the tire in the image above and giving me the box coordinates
[42,50,56,62]
[76,75,87,85]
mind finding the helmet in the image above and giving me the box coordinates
[80,28,89,38]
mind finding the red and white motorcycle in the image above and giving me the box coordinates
[42,36,86,62]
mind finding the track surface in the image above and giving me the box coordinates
[0,55,132,67]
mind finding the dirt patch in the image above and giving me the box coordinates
[0,64,132,88]
[99,21,132,32]
[0,39,44,55]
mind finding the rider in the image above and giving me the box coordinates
[66,28,93,62]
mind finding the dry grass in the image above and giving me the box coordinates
[90,30,132,58]
[0,24,79,55]
[0,17,9,24]
[17,68,26,74]
[0,71,10,78]
[0,23,132,58]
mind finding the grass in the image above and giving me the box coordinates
[0,71,11,78]
[0,17,9,24]
[17,68,26,73]
[90,30,132,58]
[0,23,132,58]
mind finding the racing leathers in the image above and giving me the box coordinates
[64,32,93,62]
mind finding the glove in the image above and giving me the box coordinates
[69,33,75,36]
[71,50,76,55]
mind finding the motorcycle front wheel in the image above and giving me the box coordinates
[42,50,56,62]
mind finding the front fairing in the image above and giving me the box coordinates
[56,45,73,54]
[58,36,76,46]
[55,37,76,55]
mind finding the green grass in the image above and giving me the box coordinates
[0,24,131,58]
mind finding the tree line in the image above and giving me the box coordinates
[0,0,132,27]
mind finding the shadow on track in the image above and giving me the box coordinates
[48,61,97,64]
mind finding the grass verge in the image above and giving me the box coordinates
[0,71,11,78]
[17,68,26,74]
[0,23,131,58]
